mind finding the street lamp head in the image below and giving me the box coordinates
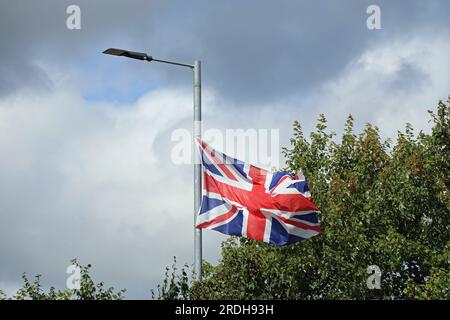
[102,48,153,61]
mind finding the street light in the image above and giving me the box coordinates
[103,48,203,281]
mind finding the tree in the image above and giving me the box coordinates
[1,259,125,300]
[151,257,191,300]
[158,97,449,300]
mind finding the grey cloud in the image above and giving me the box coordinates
[1,0,449,103]
[0,0,161,97]
[127,0,450,104]
[385,62,431,93]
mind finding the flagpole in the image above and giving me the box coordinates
[102,48,203,281]
[193,60,202,281]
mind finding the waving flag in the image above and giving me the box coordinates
[195,139,320,246]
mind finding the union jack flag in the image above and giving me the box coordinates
[195,138,321,246]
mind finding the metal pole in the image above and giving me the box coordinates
[193,60,202,281]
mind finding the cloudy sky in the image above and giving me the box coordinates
[0,0,449,298]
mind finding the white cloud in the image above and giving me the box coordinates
[302,35,450,139]
[0,87,225,298]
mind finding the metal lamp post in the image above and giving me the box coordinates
[102,48,202,281]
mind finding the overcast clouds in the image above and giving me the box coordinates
[0,0,449,298]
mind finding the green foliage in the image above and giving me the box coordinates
[151,257,191,300]
[157,97,450,300]
[1,259,125,300]
[70,259,126,300]
[12,273,70,300]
